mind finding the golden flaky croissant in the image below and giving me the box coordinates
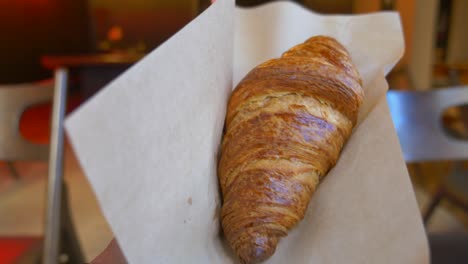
[218,36,364,264]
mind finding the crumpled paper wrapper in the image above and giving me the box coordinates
[65,1,429,263]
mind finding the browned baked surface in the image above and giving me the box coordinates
[218,36,363,264]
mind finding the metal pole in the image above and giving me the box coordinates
[43,67,68,264]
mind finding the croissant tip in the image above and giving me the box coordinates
[238,247,273,264]
[236,232,277,264]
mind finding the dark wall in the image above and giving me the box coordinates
[0,0,91,83]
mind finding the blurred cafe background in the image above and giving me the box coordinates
[0,0,466,263]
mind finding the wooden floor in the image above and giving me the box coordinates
[0,143,114,262]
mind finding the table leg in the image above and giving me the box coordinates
[43,67,68,264]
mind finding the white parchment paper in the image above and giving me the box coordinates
[65,1,429,263]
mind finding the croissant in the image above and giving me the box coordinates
[218,36,363,263]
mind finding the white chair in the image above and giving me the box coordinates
[387,86,468,263]
[387,87,468,221]
[0,80,84,263]
[0,81,53,176]
[387,87,468,162]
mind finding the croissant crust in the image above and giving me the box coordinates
[218,36,363,264]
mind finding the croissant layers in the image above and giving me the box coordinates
[218,36,364,263]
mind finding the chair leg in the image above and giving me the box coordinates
[13,184,85,264]
[444,191,468,213]
[423,188,444,225]
[59,182,85,264]
[6,161,20,180]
